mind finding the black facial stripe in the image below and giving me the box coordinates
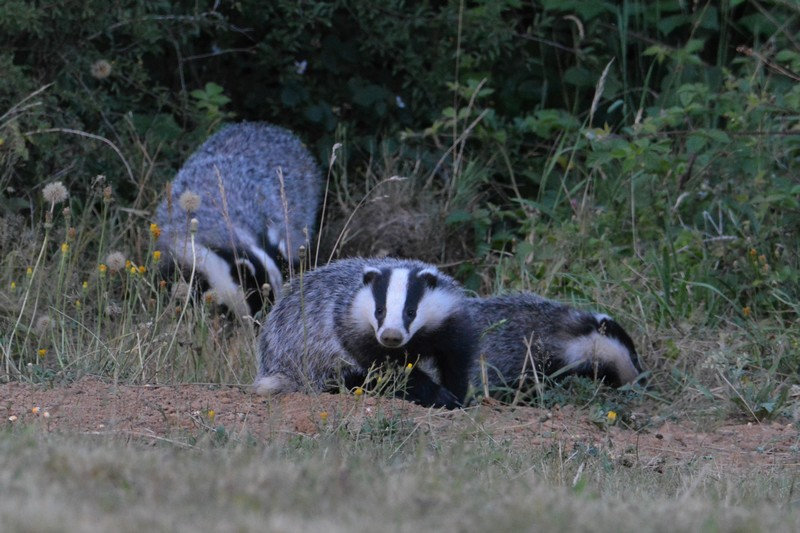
[370,268,391,328]
[402,268,428,330]
[262,239,291,274]
[213,247,273,314]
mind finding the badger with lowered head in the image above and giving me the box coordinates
[254,257,477,409]
[469,293,643,396]
[155,122,322,316]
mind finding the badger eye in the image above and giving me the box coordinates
[405,308,416,319]
[375,306,386,318]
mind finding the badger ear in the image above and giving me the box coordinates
[362,266,381,285]
[417,268,439,288]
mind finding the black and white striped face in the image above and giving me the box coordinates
[170,242,284,317]
[351,265,459,348]
[562,312,643,385]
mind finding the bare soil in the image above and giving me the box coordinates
[2,377,798,470]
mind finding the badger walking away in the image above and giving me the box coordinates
[254,257,477,409]
[468,293,643,397]
[154,122,322,317]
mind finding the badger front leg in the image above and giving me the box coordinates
[402,367,462,409]
[430,314,477,404]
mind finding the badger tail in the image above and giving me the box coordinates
[561,314,643,387]
[253,374,291,395]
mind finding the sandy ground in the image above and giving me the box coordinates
[2,377,798,470]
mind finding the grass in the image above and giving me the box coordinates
[0,426,798,532]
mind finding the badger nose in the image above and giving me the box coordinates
[379,328,404,347]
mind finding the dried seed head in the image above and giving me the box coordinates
[105,251,127,272]
[189,218,199,234]
[179,191,202,213]
[42,182,69,206]
[91,59,112,80]
[172,281,191,301]
[35,315,52,336]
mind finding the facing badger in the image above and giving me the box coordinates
[254,257,477,409]
[154,122,322,316]
[469,293,643,395]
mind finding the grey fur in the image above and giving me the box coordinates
[254,257,472,404]
[155,121,322,313]
[468,293,643,394]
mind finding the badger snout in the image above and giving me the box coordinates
[378,328,405,348]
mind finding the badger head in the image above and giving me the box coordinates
[168,242,284,318]
[351,265,459,348]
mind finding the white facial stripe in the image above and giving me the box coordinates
[267,226,281,248]
[235,258,256,277]
[248,244,283,299]
[563,332,639,384]
[351,286,378,332]
[409,287,458,337]
[382,268,410,333]
[174,243,249,316]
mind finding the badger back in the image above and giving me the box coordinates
[154,122,323,315]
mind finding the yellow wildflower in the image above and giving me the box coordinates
[405,362,413,372]
[130,266,137,275]
[208,410,215,423]
[10,282,16,291]
[607,410,617,422]
[125,259,132,269]
[26,267,33,276]
[61,242,69,253]
[82,281,88,290]
[153,250,162,262]
[74,300,81,309]
[149,223,162,239]
[98,263,108,274]
[37,348,46,358]
[138,265,146,274]
[319,411,329,423]
[742,306,751,317]
[354,387,364,397]
[749,248,757,258]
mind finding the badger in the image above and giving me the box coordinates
[154,122,322,316]
[468,293,643,396]
[254,257,477,409]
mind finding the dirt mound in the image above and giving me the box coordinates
[2,377,797,469]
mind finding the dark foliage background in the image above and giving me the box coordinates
[2,0,798,317]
